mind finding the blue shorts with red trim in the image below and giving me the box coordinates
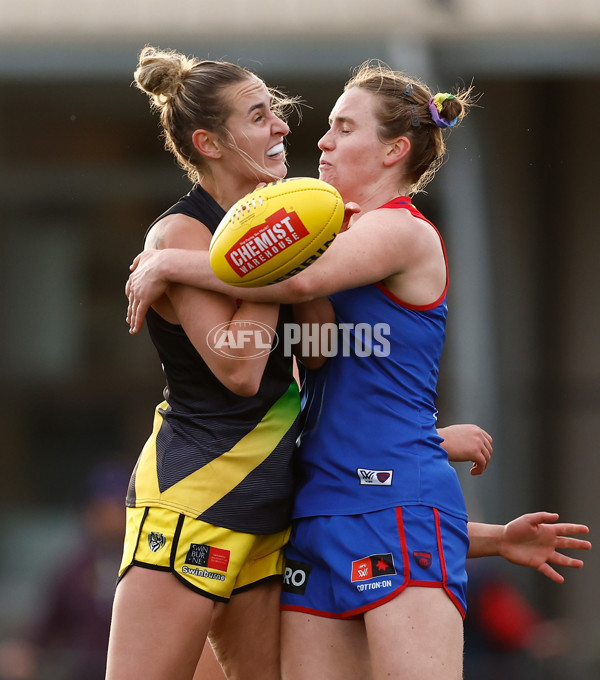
[280,506,469,619]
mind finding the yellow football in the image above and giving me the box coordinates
[209,177,344,287]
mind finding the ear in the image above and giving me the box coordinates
[383,135,411,167]
[192,129,222,159]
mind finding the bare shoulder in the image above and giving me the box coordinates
[359,207,440,255]
[145,213,212,251]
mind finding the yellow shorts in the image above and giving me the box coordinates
[118,506,291,601]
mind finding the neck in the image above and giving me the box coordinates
[344,178,409,214]
[200,175,260,212]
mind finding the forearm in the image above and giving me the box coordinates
[466,522,503,558]
[160,249,309,303]
[291,298,336,370]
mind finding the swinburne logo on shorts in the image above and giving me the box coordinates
[185,543,230,572]
[226,208,309,276]
[282,559,312,595]
[351,553,396,582]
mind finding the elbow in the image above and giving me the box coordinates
[297,355,328,371]
[229,381,260,398]
[222,370,261,398]
[284,272,317,303]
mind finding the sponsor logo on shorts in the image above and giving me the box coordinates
[351,553,396,582]
[355,579,393,592]
[413,551,432,569]
[181,566,226,581]
[282,559,312,595]
[357,469,393,486]
[148,531,166,553]
[185,544,231,572]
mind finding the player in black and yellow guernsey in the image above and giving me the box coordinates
[106,48,301,680]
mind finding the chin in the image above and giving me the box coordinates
[318,168,334,184]
[263,164,288,182]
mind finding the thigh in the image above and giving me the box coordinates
[281,610,372,680]
[364,586,464,680]
[209,579,283,680]
[106,566,214,680]
[192,641,228,680]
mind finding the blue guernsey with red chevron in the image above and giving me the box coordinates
[293,197,467,522]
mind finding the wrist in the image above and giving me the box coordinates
[467,522,503,558]
[158,249,177,284]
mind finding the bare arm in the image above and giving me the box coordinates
[467,513,591,583]
[139,214,280,397]
[126,207,432,333]
[291,297,337,370]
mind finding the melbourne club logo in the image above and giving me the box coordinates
[413,551,433,569]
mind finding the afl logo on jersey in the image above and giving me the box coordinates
[148,531,166,553]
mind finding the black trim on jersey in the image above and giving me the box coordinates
[171,571,229,603]
[171,513,186,571]
[146,184,225,238]
[135,506,149,554]
[116,561,172,587]
[231,573,283,596]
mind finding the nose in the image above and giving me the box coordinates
[318,130,333,151]
[272,112,290,137]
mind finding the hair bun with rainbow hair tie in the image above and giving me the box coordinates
[428,93,458,128]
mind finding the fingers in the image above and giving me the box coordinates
[125,278,142,334]
[470,427,492,472]
[470,442,491,474]
[470,463,483,476]
[482,431,493,459]
[552,523,590,537]
[537,563,565,584]
[523,511,560,526]
[128,299,139,334]
[549,551,585,569]
[340,203,361,233]
[554,535,592,551]
[130,254,141,272]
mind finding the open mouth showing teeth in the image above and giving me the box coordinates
[266,143,284,157]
